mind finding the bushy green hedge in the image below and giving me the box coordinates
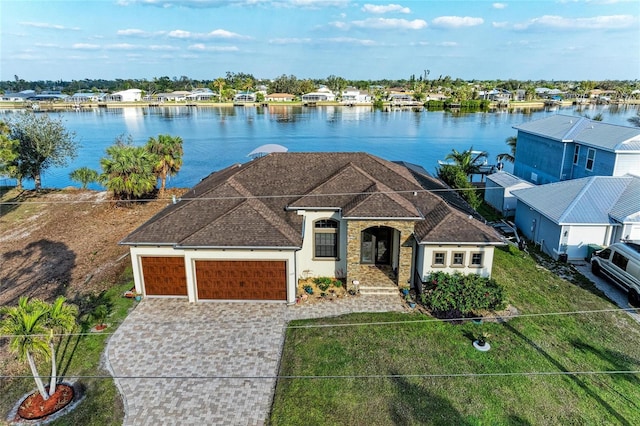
[420,271,505,316]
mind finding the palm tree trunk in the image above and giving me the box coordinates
[49,342,57,394]
[27,350,49,400]
[34,173,42,191]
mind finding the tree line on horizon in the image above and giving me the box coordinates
[2,73,639,102]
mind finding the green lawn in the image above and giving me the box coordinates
[271,247,640,425]
[0,275,136,425]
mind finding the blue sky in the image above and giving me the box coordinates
[1,0,639,82]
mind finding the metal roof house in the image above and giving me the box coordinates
[511,175,640,261]
[512,115,640,185]
[106,89,142,102]
[484,172,533,217]
[301,87,335,103]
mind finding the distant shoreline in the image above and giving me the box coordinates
[1,99,638,112]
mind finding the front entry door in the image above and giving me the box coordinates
[361,227,392,265]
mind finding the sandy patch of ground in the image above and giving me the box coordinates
[0,188,184,307]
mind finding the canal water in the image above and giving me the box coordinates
[1,103,637,190]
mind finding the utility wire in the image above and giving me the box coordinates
[2,370,640,380]
[1,306,638,339]
[0,185,505,206]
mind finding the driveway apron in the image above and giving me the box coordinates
[107,295,406,425]
[107,299,288,426]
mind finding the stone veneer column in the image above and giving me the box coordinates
[346,220,416,290]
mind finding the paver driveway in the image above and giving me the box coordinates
[107,295,405,425]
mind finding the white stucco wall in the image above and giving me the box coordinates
[295,210,347,279]
[417,244,496,279]
[564,225,609,260]
[129,246,297,304]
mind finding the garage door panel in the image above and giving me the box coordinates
[141,256,187,296]
[196,260,286,300]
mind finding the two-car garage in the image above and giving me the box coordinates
[139,255,288,302]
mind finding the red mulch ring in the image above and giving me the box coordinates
[18,384,74,420]
[94,324,107,331]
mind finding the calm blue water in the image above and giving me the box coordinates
[1,103,638,190]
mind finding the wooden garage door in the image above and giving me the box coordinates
[195,260,286,300]
[141,256,187,296]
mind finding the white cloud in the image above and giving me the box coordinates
[149,44,179,51]
[117,29,146,36]
[348,17,427,30]
[72,43,101,50]
[119,0,347,7]
[514,14,637,30]
[268,37,313,44]
[116,29,165,37]
[13,53,41,60]
[187,44,239,51]
[168,29,193,39]
[118,0,235,8]
[492,3,507,9]
[207,29,250,39]
[329,21,349,29]
[492,21,509,28]
[439,41,458,47]
[285,0,348,7]
[105,43,138,50]
[362,4,410,14]
[323,37,377,46]
[431,16,484,29]
[167,29,250,40]
[20,21,80,31]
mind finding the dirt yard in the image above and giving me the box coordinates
[0,187,185,308]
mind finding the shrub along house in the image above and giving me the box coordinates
[120,152,503,304]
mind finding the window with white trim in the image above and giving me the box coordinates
[586,148,596,171]
[314,219,338,259]
[471,253,483,266]
[433,252,446,266]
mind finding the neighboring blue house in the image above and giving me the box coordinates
[512,115,640,185]
[512,175,640,261]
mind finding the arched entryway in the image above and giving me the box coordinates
[360,226,394,265]
[346,221,417,293]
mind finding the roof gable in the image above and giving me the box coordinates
[122,152,503,247]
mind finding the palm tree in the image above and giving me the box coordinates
[213,78,226,101]
[100,138,157,200]
[444,147,487,178]
[496,136,517,164]
[0,297,51,399]
[583,113,603,121]
[628,111,640,127]
[69,166,99,189]
[145,134,184,193]
[241,78,254,93]
[45,296,77,395]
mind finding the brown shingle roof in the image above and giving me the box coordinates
[120,152,502,247]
